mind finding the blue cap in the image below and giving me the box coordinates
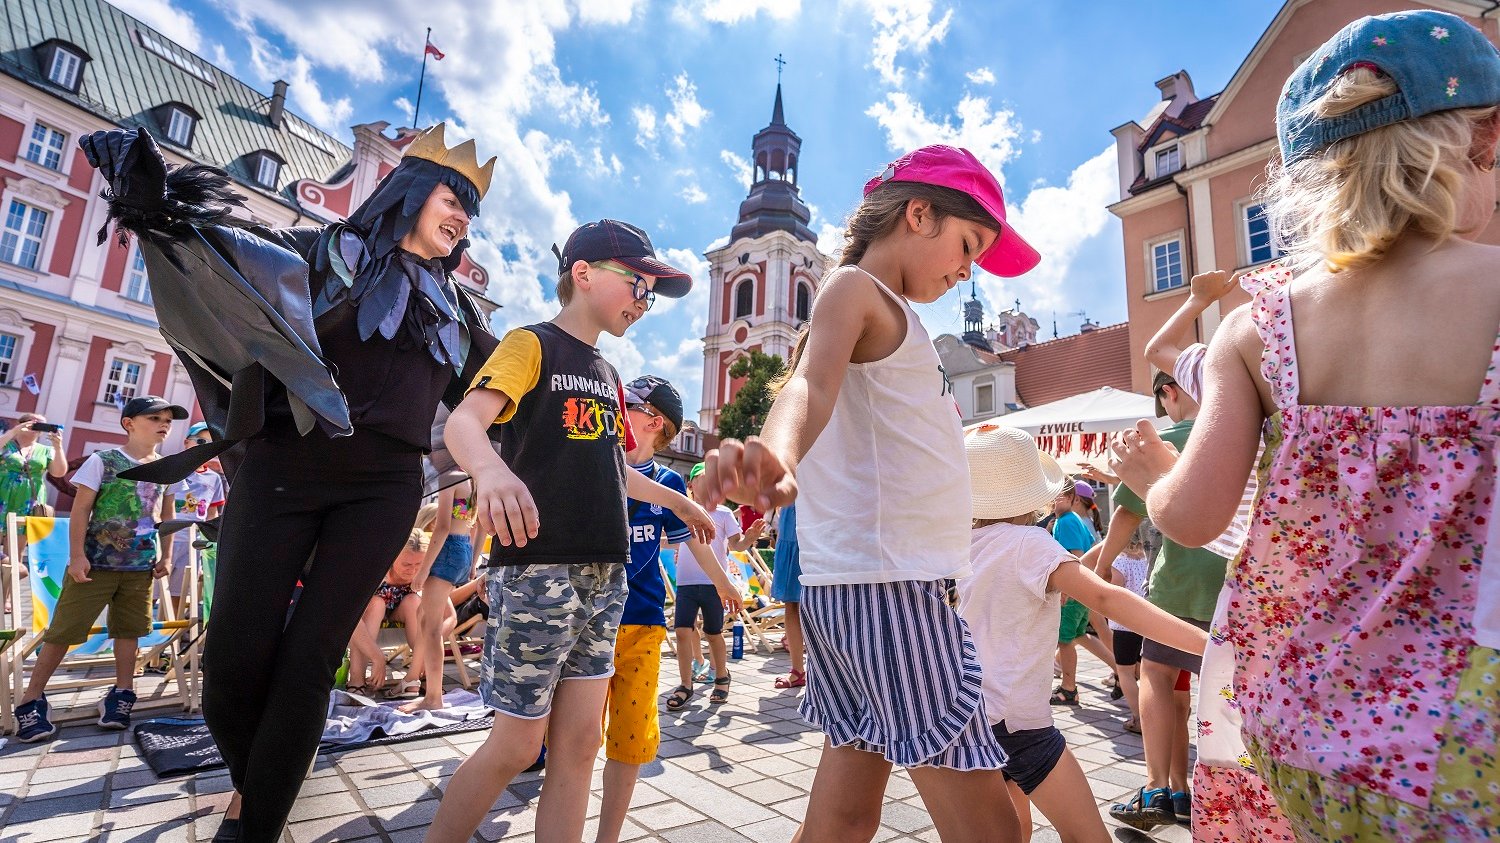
[186,421,210,437]
[1278,10,1500,165]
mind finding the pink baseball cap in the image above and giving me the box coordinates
[863,145,1040,278]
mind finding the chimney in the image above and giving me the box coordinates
[268,79,288,129]
[1155,70,1197,104]
[1080,318,1099,333]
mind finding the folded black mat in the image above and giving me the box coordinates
[134,713,494,778]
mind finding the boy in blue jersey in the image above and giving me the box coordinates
[595,376,741,843]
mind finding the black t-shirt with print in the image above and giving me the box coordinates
[475,322,631,566]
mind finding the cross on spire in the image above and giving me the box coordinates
[774,53,786,83]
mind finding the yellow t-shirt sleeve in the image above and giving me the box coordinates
[467,328,542,424]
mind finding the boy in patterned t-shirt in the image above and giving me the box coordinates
[14,396,184,743]
[428,220,716,843]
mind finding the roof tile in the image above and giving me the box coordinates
[998,322,1133,407]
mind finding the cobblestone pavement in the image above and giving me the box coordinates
[0,646,1192,842]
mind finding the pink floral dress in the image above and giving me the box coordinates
[1213,266,1500,841]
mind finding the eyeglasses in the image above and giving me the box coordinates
[592,262,656,311]
[190,436,212,446]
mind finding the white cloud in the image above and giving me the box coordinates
[663,73,710,145]
[111,0,203,50]
[865,91,1023,185]
[674,0,802,24]
[680,184,709,204]
[246,35,354,133]
[966,67,995,86]
[720,149,752,189]
[574,0,645,25]
[987,146,1119,315]
[393,96,414,120]
[633,105,659,149]
[850,0,952,88]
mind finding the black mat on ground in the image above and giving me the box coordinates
[134,713,495,778]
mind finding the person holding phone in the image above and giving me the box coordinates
[0,412,68,524]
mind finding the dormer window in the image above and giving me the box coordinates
[35,39,90,93]
[248,150,284,189]
[153,102,201,148]
[1155,145,1181,177]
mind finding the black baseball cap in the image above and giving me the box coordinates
[623,375,683,433]
[553,220,693,299]
[122,395,189,419]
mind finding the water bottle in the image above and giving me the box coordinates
[334,650,350,690]
[731,620,745,660]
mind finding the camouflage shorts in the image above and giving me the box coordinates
[480,562,627,719]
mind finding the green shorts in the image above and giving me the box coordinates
[1058,598,1091,644]
[42,569,154,645]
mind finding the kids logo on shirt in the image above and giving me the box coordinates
[561,396,620,441]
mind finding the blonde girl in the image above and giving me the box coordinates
[400,481,478,712]
[1111,11,1500,840]
[704,145,1040,843]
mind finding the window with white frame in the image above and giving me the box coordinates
[1155,145,1181,177]
[124,243,152,304]
[1243,202,1284,265]
[0,333,17,386]
[166,107,194,146]
[24,123,66,170]
[47,48,82,89]
[102,358,144,405]
[0,199,49,271]
[974,381,995,416]
[733,279,753,319]
[255,154,280,188]
[1151,238,1184,292]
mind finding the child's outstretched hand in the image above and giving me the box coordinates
[703,437,796,512]
[1188,269,1241,304]
[474,465,539,548]
[1108,420,1180,498]
[676,499,717,545]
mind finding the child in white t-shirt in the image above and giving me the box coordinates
[666,462,762,710]
[958,424,1208,841]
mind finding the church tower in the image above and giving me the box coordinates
[700,82,829,434]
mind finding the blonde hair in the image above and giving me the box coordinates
[414,503,439,533]
[973,512,1039,529]
[1267,67,1500,273]
[837,182,998,267]
[403,528,429,554]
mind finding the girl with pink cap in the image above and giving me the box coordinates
[702,145,1038,843]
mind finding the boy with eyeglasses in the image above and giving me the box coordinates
[427,220,717,843]
[165,421,226,617]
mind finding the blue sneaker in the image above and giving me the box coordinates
[97,686,137,730]
[16,696,58,743]
[1109,786,1176,831]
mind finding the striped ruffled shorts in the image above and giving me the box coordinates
[799,578,1006,771]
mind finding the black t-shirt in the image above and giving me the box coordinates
[473,322,633,566]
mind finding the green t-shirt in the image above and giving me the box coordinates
[1111,418,1226,621]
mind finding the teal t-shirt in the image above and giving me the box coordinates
[1111,418,1227,621]
[1051,510,1095,554]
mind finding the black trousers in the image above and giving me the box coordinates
[202,428,421,842]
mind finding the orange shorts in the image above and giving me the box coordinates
[602,624,666,764]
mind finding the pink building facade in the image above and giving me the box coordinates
[1108,0,1500,393]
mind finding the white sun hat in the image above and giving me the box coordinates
[965,423,1068,520]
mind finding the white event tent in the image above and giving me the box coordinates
[964,386,1167,475]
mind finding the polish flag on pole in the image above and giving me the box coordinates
[425,39,445,60]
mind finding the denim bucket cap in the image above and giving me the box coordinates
[1278,10,1500,165]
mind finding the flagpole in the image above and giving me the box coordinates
[413,26,431,128]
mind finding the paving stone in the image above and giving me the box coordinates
[285,812,380,842]
[38,746,119,767]
[6,791,106,823]
[97,797,195,830]
[360,778,440,809]
[373,795,441,831]
[629,800,707,832]
[659,819,756,843]
[107,780,191,808]
[0,811,99,842]
[287,791,366,823]
[21,775,108,800]
[26,760,115,785]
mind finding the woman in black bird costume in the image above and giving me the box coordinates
[81,124,498,842]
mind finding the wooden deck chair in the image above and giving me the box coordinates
[727,551,785,654]
[659,548,678,656]
[13,515,200,722]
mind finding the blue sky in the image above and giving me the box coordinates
[114,0,1282,415]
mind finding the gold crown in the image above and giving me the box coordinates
[402,123,496,200]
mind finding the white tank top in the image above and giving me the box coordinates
[797,267,972,586]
